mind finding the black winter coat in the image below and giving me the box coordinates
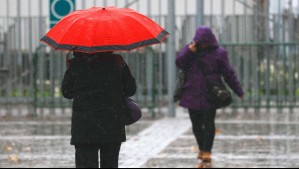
[62,53,136,145]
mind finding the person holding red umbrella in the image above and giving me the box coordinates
[41,7,168,168]
[62,51,136,168]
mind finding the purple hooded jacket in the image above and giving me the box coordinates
[176,26,244,110]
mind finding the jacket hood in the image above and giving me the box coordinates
[193,26,219,48]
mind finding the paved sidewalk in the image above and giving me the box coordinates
[1,108,299,168]
[120,116,191,168]
[141,110,299,168]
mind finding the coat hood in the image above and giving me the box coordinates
[193,26,219,48]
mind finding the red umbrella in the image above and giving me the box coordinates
[41,7,169,53]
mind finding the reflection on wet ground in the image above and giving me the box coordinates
[0,119,153,168]
[0,110,299,168]
[143,120,299,168]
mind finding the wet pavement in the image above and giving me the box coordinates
[0,108,299,168]
[0,118,154,168]
[142,109,299,168]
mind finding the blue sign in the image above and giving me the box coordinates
[50,0,76,28]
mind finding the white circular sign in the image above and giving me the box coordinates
[51,0,75,19]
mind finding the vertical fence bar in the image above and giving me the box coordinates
[265,0,271,110]
[142,55,146,105]
[28,0,34,115]
[277,0,283,111]
[41,49,45,115]
[243,0,249,109]
[279,0,286,108]
[288,1,295,109]
[185,0,188,16]
[210,0,213,27]
[147,0,152,111]
[50,50,55,115]
[6,0,9,33]
[12,21,16,110]
[286,0,293,149]
[183,0,189,46]
[231,1,239,113]
[167,0,176,117]
[283,43,287,109]
[55,52,59,114]
[135,1,142,104]
[181,0,191,47]
[296,45,299,136]
[158,0,163,114]
[148,56,154,105]
[39,0,45,115]
[146,49,153,112]
[82,0,86,9]
[273,43,280,112]
[298,48,299,104]
[253,1,259,112]
[56,51,61,113]
[232,0,238,113]
[5,0,12,116]
[123,0,130,65]
[39,0,43,39]
[257,0,263,109]
[59,52,66,114]
[135,51,141,103]
[196,0,204,27]
[17,0,22,115]
[221,0,225,42]
[232,0,236,42]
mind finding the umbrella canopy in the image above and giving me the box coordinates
[41,7,169,53]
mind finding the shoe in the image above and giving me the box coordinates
[197,152,203,160]
[201,152,212,163]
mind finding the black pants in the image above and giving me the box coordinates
[75,143,122,168]
[189,109,217,152]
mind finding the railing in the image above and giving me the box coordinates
[0,0,299,116]
[1,42,298,117]
[223,42,299,109]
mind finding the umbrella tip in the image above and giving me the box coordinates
[102,8,106,10]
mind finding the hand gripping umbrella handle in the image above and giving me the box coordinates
[66,47,76,67]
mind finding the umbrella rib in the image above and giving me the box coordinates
[109,10,162,40]
[57,11,102,46]
[109,11,156,45]
[103,9,129,46]
[54,11,95,42]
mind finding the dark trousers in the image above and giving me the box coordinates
[189,109,217,152]
[75,143,122,168]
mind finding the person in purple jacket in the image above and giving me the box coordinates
[176,26,244,164]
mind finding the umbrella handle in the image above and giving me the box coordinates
[66,50,71,67]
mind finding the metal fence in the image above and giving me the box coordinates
[0,0,299,117]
